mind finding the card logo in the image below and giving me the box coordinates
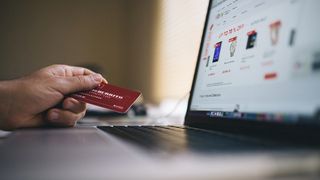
[91,89,124,100]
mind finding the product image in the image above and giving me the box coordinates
[246,30,257,49]
[213,41,222,62]
[229,37,237,57]
[270,20,281,46]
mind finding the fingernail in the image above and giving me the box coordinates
[50,112,59,121]
[92,74,102,83]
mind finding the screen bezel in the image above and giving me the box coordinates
[184,0,320,138]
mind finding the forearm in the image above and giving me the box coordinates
[0,80,16,130]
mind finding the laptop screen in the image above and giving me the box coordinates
[190,0,320,125]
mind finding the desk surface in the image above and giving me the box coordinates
[1,117,320,180]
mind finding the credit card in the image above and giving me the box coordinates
[71,83,141,113]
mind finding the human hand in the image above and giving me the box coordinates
[0,64,107,130]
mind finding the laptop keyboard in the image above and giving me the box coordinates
[98,125,274,153]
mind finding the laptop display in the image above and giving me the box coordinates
[189,0,320,125]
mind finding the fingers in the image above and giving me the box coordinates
[64,65,108,83]
[44,65,108,95]
[68,66,96,76]
[52,73,103,94]
[44,64,95,76]
[45,98,87,128]
[46,108,86,127]
[63,97,86,113]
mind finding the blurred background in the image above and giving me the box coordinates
[0,0,208,104]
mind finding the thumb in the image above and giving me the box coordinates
[55,73,103,95]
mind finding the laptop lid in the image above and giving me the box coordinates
[185,0,320,135]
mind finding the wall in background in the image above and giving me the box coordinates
[0,0,127,85]
[124,0,159,103]
[0,0,208,103]
[153,0,208,102]
[124,0,208,103]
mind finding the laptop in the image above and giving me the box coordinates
[1,0,320,179]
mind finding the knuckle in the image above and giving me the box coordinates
[76,76,86,85]
[52,77,63,84]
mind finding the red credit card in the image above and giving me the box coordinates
[71,83,141,113]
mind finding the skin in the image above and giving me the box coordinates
[0,64,107,131]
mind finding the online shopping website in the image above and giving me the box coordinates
[190,0,320,123]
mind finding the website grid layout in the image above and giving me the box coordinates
[190,0,320,123]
